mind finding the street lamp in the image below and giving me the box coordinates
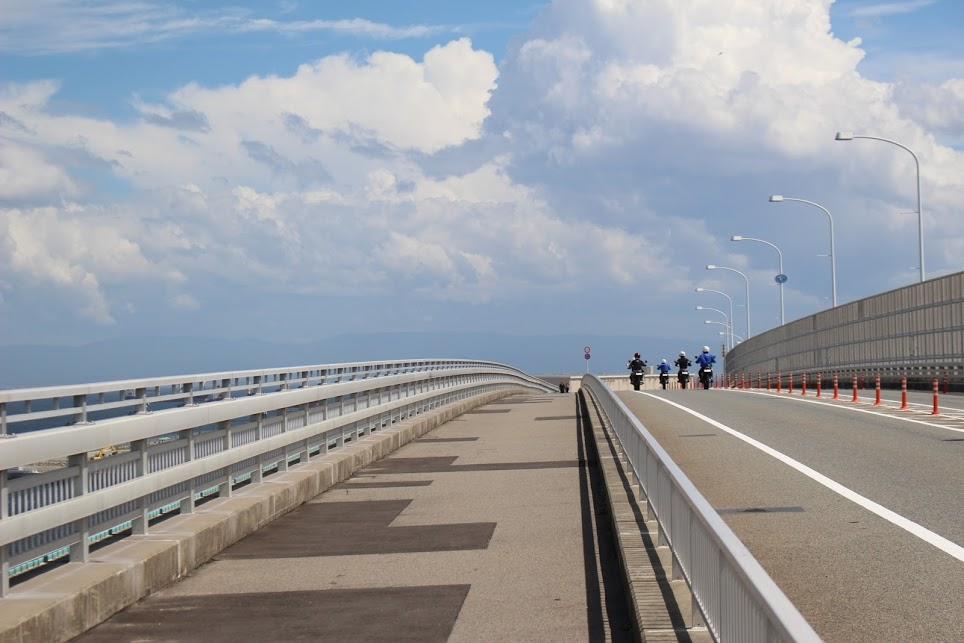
[695,287,734,349]
[769,195,837,307]
[731,235,785,325]
[835,131,925,282]
[696,305,730,350]
[706,264,751,338]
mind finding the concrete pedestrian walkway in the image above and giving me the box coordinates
[77,392,635,642]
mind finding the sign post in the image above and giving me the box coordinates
[583,346,591,373]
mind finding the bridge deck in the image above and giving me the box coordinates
[619,388,964,643]
[78,392,635,642]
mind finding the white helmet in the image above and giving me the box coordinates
[661,358,667,364]
[679,351,686,357]
[702,346,710,353]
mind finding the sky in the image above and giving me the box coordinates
[1,0,964,380]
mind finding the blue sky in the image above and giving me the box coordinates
[2,1,543,119]
[1,0,964,380]
[832,0,964,82]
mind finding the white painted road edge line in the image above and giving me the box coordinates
[725,388,964,435]
[639,392,964,562]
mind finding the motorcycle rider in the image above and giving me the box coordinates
[627,352,647,391]
[657,358,672,389]
[695,346,716,390]
[674,351,691,389]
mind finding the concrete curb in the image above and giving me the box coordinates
[0,387,527,643]
[580,391,711,643]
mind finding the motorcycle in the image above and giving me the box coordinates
[677,369,690,389]
[658,372,670,390]
[630,369,644,391]
[699,366,713,390]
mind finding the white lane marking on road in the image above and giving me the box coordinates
[727,389,964,435]
[851,393,964,414]
[639,392,964,562]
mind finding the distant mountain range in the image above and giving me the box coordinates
[0,332,705,388]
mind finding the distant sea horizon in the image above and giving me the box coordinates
[0,332,709,388]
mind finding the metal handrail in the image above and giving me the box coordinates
[582,375,820,642]
[0,358,550,434]
[0,360,553,594]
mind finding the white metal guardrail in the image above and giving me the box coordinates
[0,359,554,595]
[582,375,820,643]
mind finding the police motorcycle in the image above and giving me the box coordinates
[696,346,715,390]
[675,351,691,389]
[698,364,713,389]
[657,359,671,389]
[627,353,647,391]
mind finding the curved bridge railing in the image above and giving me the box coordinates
[0,359,553,594]
[582,375,819,642]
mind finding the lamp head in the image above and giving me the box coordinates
[768,195,784,203]
[695,287,705,292]
[704,320,712,324]
[835,131,854,141]
[695,305,703,310]
[731,235,743,241]
[706,264,717,270]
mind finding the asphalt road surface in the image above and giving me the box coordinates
[618,388,963,643]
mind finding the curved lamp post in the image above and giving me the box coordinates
[769,195,837,307]
[707,264,751,338]
[696,305,731,350]
[732,235,785,325]
[695,287,734,349]
[836,131,924,282]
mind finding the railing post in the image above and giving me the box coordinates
[0,469,8,596]
[179,429,196,514]
[184,381,195,406]
[136,387,148,414]
[219,421,233,498]
[72,394,89,425]
[131,439,150,534]
[68,453,90,562]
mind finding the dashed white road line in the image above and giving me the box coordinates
[638,392,964,562]
[723,388,964,435]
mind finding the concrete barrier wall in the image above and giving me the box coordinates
[568,374,662,392]
[726,270,964,382]
[0,386,530,643]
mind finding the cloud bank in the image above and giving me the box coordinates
[1,0,962,345]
